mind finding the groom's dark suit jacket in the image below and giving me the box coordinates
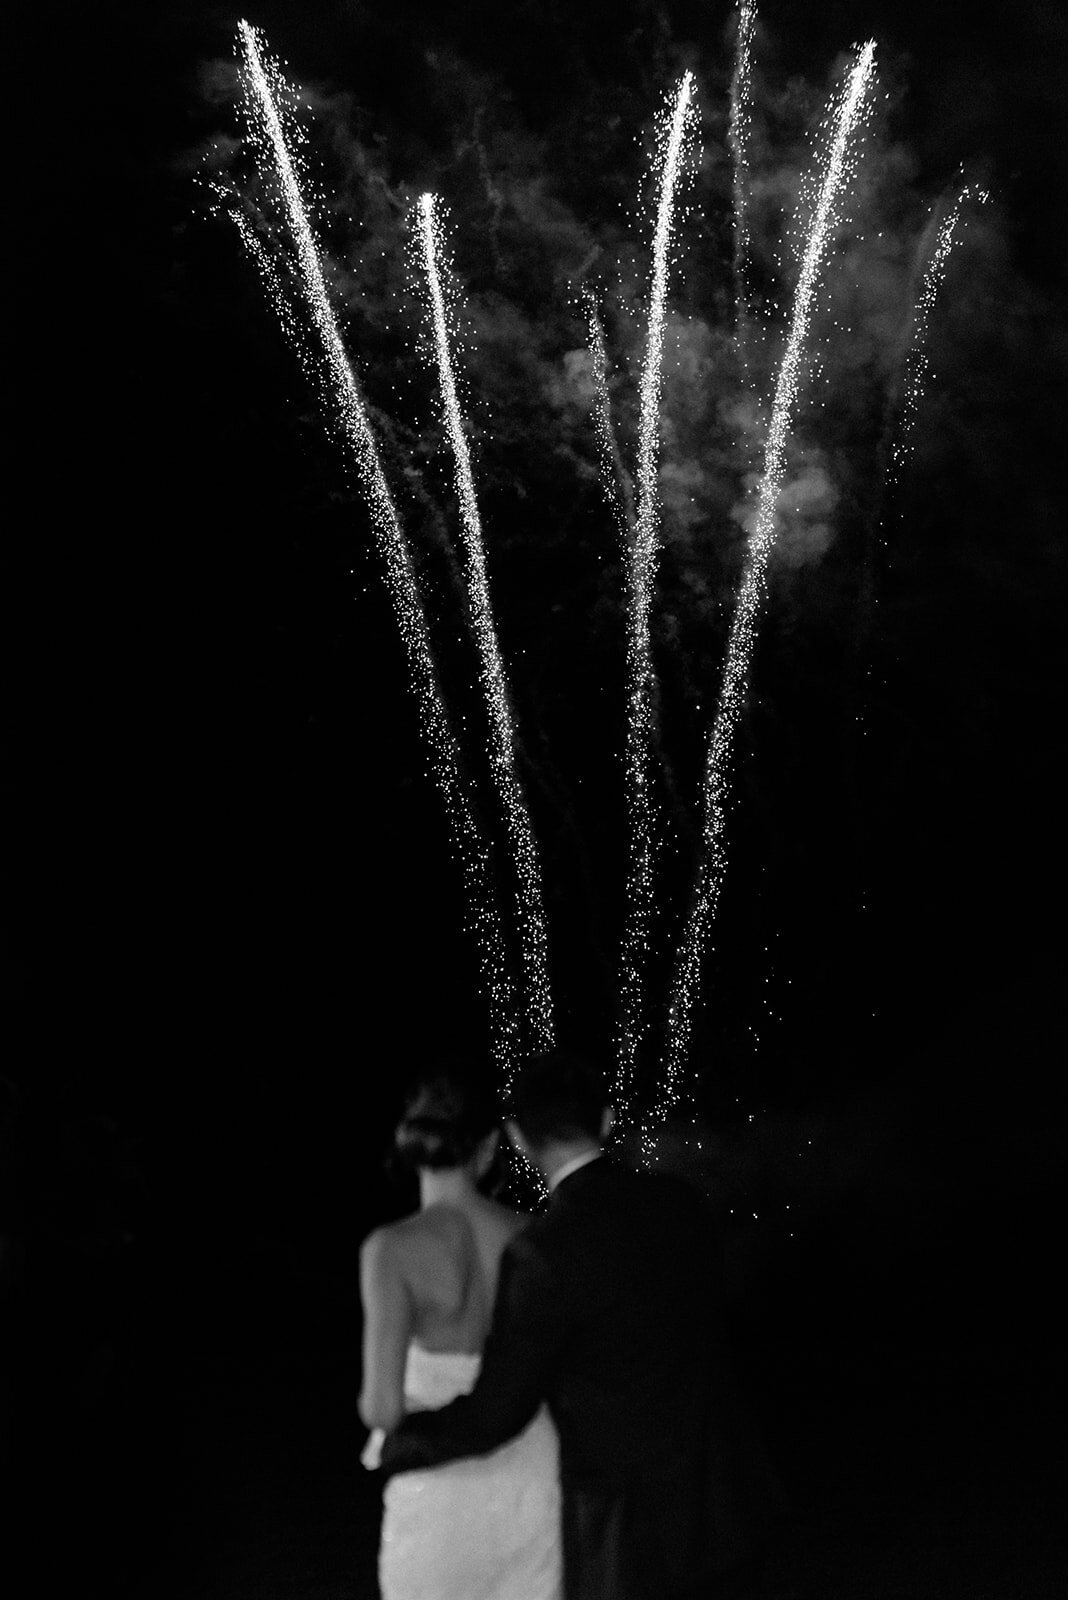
[379,1156,773,1600]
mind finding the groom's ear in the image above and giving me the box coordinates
[474,1127,501,1179]
[600,1105,616,1142]
[504,1118,525,1156]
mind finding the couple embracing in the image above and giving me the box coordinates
[360,1051,773,1599]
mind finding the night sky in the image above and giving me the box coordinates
[9,2,1068,1594]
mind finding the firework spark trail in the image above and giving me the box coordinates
[728,1,757,363]
[584,289,636,547]
[235,21,519,1071]
[894,184,988,476]
[651,43,877,1144]
[615,72,697,1128]
[415,193,554,1069]
[852,182,988,902]
[858,187,986,666]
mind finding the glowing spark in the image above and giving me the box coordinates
[654,42,877,1141]
[235,21,519,1071]
[617,70,697,1129]
[894,184,989,473]
[728,1,757,356]
[415,193,554,1070]
[584,288,636,548]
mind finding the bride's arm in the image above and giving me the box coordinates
[359,1228,412,1433]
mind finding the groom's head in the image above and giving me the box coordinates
[505,1050,614,1178]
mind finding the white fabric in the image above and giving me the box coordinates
[372,1341,563,1600]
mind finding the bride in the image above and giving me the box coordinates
[359,1063,563,1600]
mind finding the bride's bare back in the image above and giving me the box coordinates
[387,1196,525,1353]
[359,1192,526,1430]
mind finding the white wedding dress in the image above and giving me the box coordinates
[363,1339,563,1600]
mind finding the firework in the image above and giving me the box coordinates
[895,184,989,475]
[857,184,988,696]
[653,41,878,1143]
[220,22,985,1152]
[414,193,554,1073]
[234,21,519,1070]
[584,289,637,548]
[728,1,758,360]
[616,71,698,1128]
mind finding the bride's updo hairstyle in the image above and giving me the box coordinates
[393,1061,502,1172]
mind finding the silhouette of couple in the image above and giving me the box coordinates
[360,1051,773,1599]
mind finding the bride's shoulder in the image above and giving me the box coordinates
[363,1208,437,1261]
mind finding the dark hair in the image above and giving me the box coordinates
[392,1062,502,1172]
[509,1051,608,1147]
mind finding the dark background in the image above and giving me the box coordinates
[8,1,1067,1594]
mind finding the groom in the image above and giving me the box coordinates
[379,1050,771,1599]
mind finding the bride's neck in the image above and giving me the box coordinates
[419,1166,476,1209]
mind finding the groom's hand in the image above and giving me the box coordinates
[376,1428,402,1481]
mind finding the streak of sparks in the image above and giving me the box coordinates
[414,193,554,1075]
[653,42,877,1143]
[858,185,988,698]
[616,71,698,1130]
[235,22,519,1071]
[584,288,636,549]
[728,1,757,359]
[894,184,989,474]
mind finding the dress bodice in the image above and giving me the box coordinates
[404,1341,482,1410]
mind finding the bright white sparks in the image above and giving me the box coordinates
[584,288,636,549]
[225,25,977,1153]
[415,193,554,1074]
[616,71,697,1129]
[235,22,519,1072]
[728,1,757,353]
[895,184,989,474]
[652,42,877,1142]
